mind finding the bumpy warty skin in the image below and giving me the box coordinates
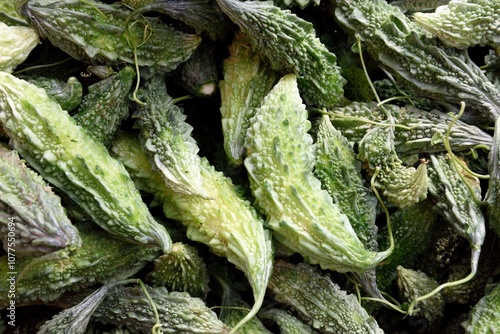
[135,74,273,334]
[334,0,500,125]
[216,0,346,108]
[245,74,390,273]
[269,261,384,334]
[414,0,500,49]
[19,0,201,70]
[0,146,81,257]
[0,71,171,252]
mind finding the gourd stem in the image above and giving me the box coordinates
[137,279,162,334]
[407,247,480,315]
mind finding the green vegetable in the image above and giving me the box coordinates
[135,74,273,334]
[326,101,493,155]
[357,121,428,209]
[245,74,390,273]
[216,0,346,107]
[0,71,171,252]
[73,66,135,147]
[428,153,485,272]
[314,114,378,250]
[21,75,83,112]
[38,282,126,334]
[92,284,231,333]
[146,242,210,299]
[135,75,208,198]
[220,31,278,165]
[414,0,500,49]
[0,22,39,73]
[0,146,81,257]
[334,0,500,125]
[397,266,445,323]
[462,283,500,333]
[269,261,384,334]
[259,308,319,334]
[0,223,161,308]
[20,0,201,71]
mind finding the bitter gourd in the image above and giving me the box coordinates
[135,74,273,334]
[21,75,83,112]
[269,261,384,334]
[20,0,201,71]
[220,32,278,166]
[146,242,210,299]
[462,283,500,333]
[73,66,135,147]
[216,0,346,107]
[245,74,390,272]
[357,119,428,209]
[414,0,500,49]
[0,146,81,257]
[397,266,445,323]
[327,101,493,155]
[0,71,171,252]
[92,284,231,334]
[0,223,161,308]
[334,0,500,125]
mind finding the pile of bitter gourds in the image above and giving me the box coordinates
[1,0,499,333]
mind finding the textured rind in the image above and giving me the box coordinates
[259,308,319,334]
[376,200,437,291]
[245,74,389,273]
[0,146,81,257]
[414,0,500,49]
[146,242,210,299]
[136,75,208,198]
[486,116,500,237]
[135,76,273,333]
[220,32,278,165]
[274,0,321,10]
[314,115,378,250]
[92,285,231,334]
[0,223,161,308]
[427,153,485,251]
[269,261,384,334]
[397,266,445,322]
[0,22,39,73]
[0,72,171,252]
[20,0,201,70]
[216,0,346,107]
[335,0,500,125]
[38,284,116,334]
[73,66,135,147]
[357,123,428,209]
[327,101,493,154]
[22,75,83,112]
[462,283,500,333]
